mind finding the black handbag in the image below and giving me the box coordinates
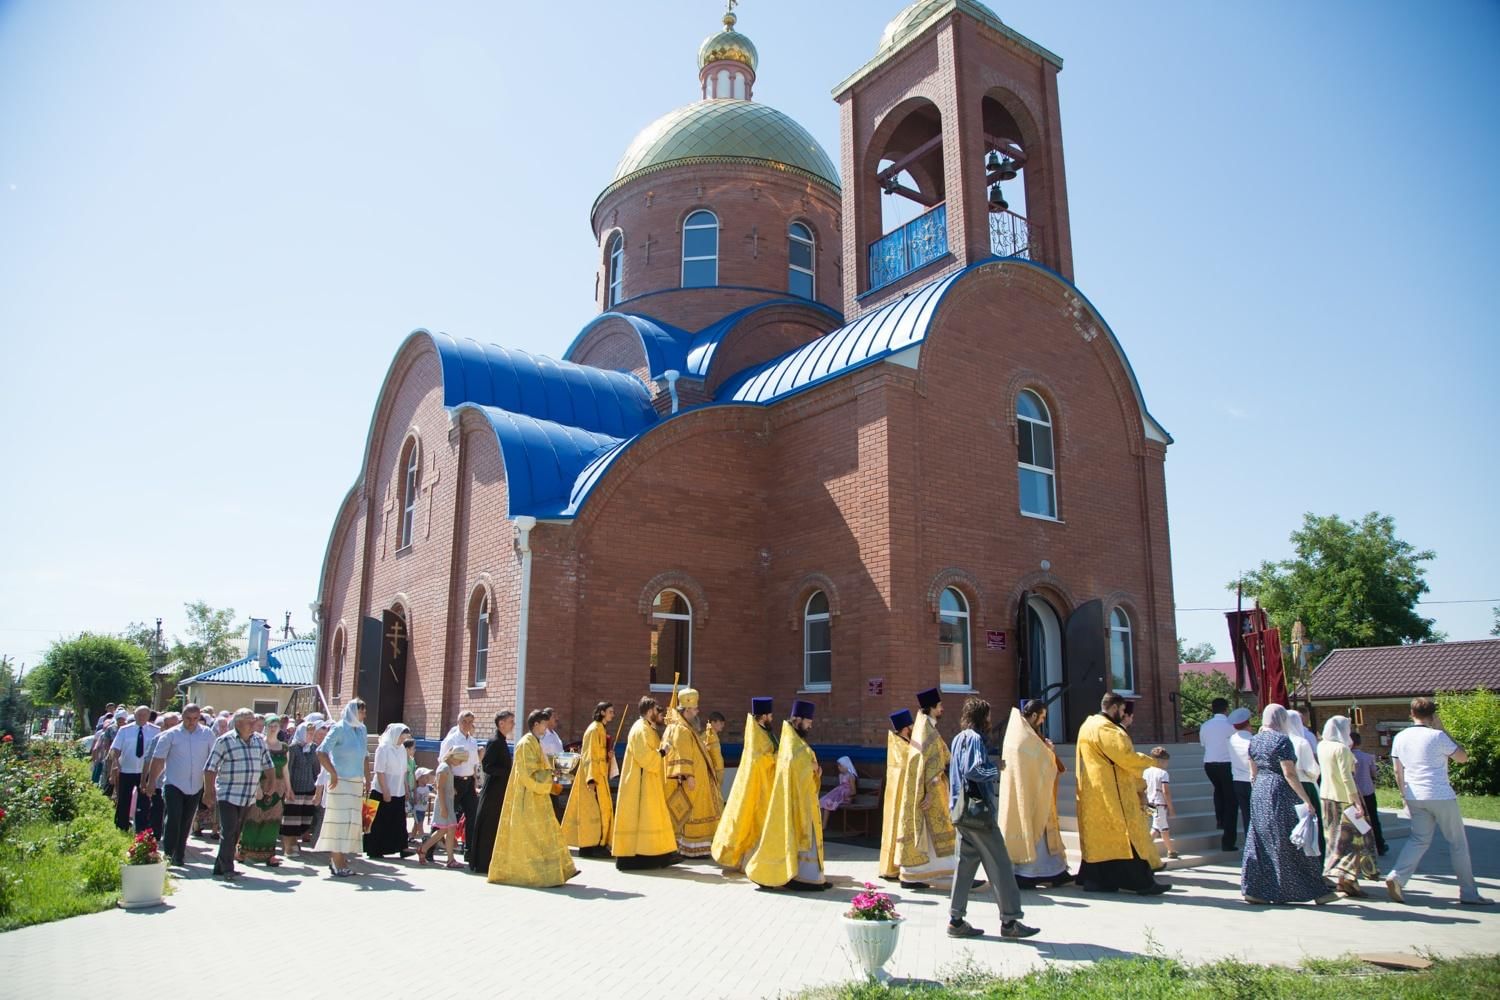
[954,779,994,828]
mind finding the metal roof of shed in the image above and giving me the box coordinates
[180,640,316,689]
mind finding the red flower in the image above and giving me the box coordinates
[2,734,12,743]
[42,796,52,803]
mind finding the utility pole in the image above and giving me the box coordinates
[283,611,292,640]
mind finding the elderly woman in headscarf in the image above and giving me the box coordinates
[819,756,859,828]
[239,714,289,866]
[1240,704,1337,906]
[1285,710,1324,856]
[1000,700,1072,889]
[279,712,325,857]
[365,721,413,859]
[315,699,369,877]
[1317,715,1375,896]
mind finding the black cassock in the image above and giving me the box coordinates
[467,730,513,872]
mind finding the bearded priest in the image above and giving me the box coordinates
[712,697,778,870]
[561,701,615,857]
[746,700,827,891]
[610,696,680,870]
[894,688,959,888]
[662,688,725,857]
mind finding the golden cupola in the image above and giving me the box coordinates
[698,10,757,100]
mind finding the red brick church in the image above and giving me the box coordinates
[314,0,1180,748]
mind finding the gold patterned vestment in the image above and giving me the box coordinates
[894,711,957,881]
[487,732,577,887]
[610,718,677,859]
[1074,713,1156,864]
[561,720,614,850]
[711,716,776,870]
[662,707,725,857]
[877,731,913,879]
[998,707,1066,865]
[745,721,823,887]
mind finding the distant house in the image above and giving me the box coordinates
[1307,639,1500,753]
[1179,660,1241,684]
[179,633,316,715]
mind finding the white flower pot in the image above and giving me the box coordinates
[120,861,166,909]
[843,915,902,978]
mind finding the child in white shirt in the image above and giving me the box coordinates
[1144,746,1178,860]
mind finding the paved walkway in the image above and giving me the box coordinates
[3,814,1497,999]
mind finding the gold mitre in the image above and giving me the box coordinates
[677,688,701,709]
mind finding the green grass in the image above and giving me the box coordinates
[797,955,1500,999]
[1376,789,1500,822]
[0,816,132,932]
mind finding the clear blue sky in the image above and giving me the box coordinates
[2,0,1497,673]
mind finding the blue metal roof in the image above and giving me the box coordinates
[427,332,656,439]
[718,268,964,404]
[683,299,843,379]
[181,640,317,688]
[560,312,694,381]
[456,404,629,519]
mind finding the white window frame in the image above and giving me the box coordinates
[649,589,692,691]
[1016,390,1057,520]
[938,586,972,691]
[802,591,832,692]
[608,233,624,306]
[789,221,815,299]
[252,699,279,715]
[473,592,490,687]
[1109,607,1136,694]
[681,210,719,288]
[399,440,420,549]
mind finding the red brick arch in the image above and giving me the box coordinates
[927,568,985,624]
[786,572,843,631]
[637,572,710,627]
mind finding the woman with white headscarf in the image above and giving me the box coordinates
[316,699,369,877]
[1317,715,1376,895]
[1240,704,1337,905]
[819,756,858,828]
[1285,710,1324,856]
[365,721,413,858]
[279,712,325,856]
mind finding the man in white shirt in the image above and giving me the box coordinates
[107,705,160,833]
[539,707,565,759]
[1198,698,1236,851]
[439,711,481,860]
[1386,697,1490,905]
[1225,708,1253,849]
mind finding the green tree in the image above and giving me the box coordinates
[1179,668,1236,731]
[1490,606,1499,637]
[167,601,246,681]
[1231,512,1436,696]
[1177,638,1218,663]
[0,654,31,741]
[1438,688,1500,796]
[27,634,151,723]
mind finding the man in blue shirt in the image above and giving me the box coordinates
[144,704,218,867]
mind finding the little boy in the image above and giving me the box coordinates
[409,767,435,842]
[1144,746,1178,860]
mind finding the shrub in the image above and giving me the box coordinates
[0,738,105,837]
[79,847,120,893]
[1439,688,1500,796]
[1375,757,1398,790]
[0,868,17,915]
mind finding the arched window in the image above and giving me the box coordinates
[681,210,718,288]
[607,232,624,306]
[331,628,346,699]
[938,587,971,689]
[472,590,490,687]
[398,437,421,549]
[1109,607,1135,693]
[803,590,832,690]
[649,589,692,690]
[788,222,815,299]
[1016,390,1056,519]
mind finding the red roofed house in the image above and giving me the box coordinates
[1307,639,1500,753]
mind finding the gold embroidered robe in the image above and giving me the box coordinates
[487,732,577,887]
[999,707,1066,865]
[894,712,957,880]
[745,721,823,887]
[1074,713,1156,864]
[662,708,725,857]
[561,720,614,849]
[878,731,913,879]
[610,718,676,859]
[711,716,776,870]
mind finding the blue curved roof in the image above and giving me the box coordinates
[684,299,843,379]
[560,312,694,381]
[180,640,316,689]
[719,269,964,404]
[456,404,629,519]
[427,331,655,439]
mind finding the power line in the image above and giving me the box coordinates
[1176,598,1498,612]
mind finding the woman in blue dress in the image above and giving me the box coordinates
[1240,704,1338,906]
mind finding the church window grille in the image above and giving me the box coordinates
[789,222,815,299]
[649,589,692,690]
[803,590,831,690]
[938,587,971,690]
[681,211,718,288]
[1016,390,1057,519]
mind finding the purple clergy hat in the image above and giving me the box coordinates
[917,687,941,710]
[750,697,773,716]
[889,708,914,731]
[790,700,815,720]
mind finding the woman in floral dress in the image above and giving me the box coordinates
[239,714,288,866]
[1240,704,1337,906]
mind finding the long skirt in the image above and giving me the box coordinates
[280,787,316,838]
[468,781,506,873]
[1321,798,1376,883]
[240,789,284,862]
[363,793,408,857]
[1241,773,1329,903]
[314,781,364,854]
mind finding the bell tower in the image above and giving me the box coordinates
[834,0,1074,316]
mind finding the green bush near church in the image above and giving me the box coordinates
[1437,689,1500,796]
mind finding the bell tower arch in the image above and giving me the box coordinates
[834,0,1074,315]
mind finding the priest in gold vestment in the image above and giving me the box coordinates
[1074,693,1167,894]
[746,700,826,891]
[894,688,958,887]
[999,701,1072,888]
[711,697,777,870]
[878,708,915,881]
[488,709,578,887]
[610,697,679,870]
[561,701,615,857]
[662,688,724,857]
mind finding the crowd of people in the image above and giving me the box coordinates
[82,685,1487,932]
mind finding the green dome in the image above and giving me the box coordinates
[606,100,840,193]
[879,0,1004,52]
